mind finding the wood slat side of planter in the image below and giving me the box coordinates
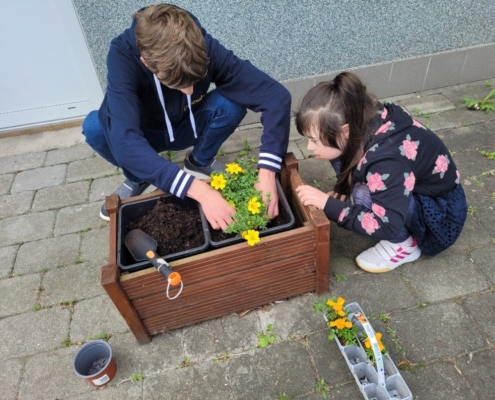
[132,252,316,320]
[144,276,316,335]
[121,226,315,300]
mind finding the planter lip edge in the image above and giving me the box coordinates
[72,339,114,379]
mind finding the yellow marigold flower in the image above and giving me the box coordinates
[363,332,385,352]
[210,174,226,190]
[241,231,247,238]
[225,163,244,174]
[247,197,261,214]
[244,230,260,246]
[329,317,352,330]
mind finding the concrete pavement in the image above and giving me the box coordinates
[1,78,494,399]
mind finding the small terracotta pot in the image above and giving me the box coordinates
[73,340,117,387]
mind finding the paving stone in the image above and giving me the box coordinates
[39,263,104,307]
[398,94,456,114]
[453,149,495,179]
[18,347,93,400]
[89,175,126,202]
[14,233,80,275]
[0,211,55,246]
[437,107,495,128]
[307,329,354,386]
[257,293,325,340]
[462,292,495,344]
[11,164,66,193]
[54,202,107,236]
[80,226,111,267]
[0,358,24,400]
[446,214,493,254]
[183,311,259,363]
[413,113,458,132]
[66,157,118,183]
[32,181,89,211]
[322,383,363,400]
[0,173,14,195]
[70,296,128,343]
[437,124,495,153]
[143,361,232,400]
[469,245,495,285]
[298,157,335,193]
[0,274,40,318]
[401,254,489,303]
[108,331,184,377]
[457,348,495,400]
[227,341,316,399]
[388,302,485,363]
[221,128,263,154]
[63,381,143,399]
[442,83,495,108]
[0,191,34,219]
[287,141,304,160]
[400,361,476,400]
[0,245,17,278]
[0,307,70,358]
[45,144,94,166]
[0,152,45,174]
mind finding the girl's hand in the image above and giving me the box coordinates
[296,185,330,210]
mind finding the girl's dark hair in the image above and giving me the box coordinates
[295,72,378,198]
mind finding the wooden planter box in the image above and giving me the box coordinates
[101,153,330,343]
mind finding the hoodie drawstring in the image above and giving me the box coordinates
[154,74,197,143]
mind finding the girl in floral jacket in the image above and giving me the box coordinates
[295,72,467,273]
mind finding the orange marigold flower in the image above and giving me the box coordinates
[329,317,352,330]
[363,332,385,352]
[327,297,345,309]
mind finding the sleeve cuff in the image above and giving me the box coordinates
[257,152,283,172]
[169,170,194,199]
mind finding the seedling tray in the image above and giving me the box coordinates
[327,302,413,400]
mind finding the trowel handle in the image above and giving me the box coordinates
[146,251,182,286]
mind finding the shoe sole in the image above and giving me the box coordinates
[183,165,211,180]
[99,210,110,222]
[355,250,421,273]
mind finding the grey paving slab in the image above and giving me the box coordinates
[227,341,316,399]
[398,94,456,115]
[45,144,94,166]
[89,175,126,202]
[401,361,476,400]
[11,164,66,193]
[220,128,263,154]
[436,124,495,154]
[401,254,490,303]
[0,152,45,174]
[70,296,129,343]
[0,357,24,400]
[0,191,33,219]
[14,233,80,275]
[80,226,111,267]
[143,361,232,400]
[63,381,143,399]
[0,173,14,195]
[442,80,495,108]
[462,292,495,345]
[183,311,259,362]
[18,347,94,400]
[54,202,107,236]
[108,331,184,377]
[0,307,70,358]
[39,263,104,307]
[388,302,485,363]
[66,157,118,183]
[0,211,55,246]
[457,348,495,400]
[32,181,89,212]
[469,245,495,285]
[257,293,326,340]
[0,274,40,317]
[0,245,17,278]
[445,214,493,254]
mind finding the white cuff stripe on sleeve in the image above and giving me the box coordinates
[259,152,282,162]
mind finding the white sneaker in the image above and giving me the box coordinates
[355,236,421,273]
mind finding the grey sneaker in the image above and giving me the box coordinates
[100,179,150,221]
[183,151,226,179]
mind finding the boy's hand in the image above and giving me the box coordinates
[296,184,329,210]
[255,168,279,219]
[187,179,235,230]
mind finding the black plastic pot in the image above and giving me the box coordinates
[117,195,209,272]
[208,179,295,248]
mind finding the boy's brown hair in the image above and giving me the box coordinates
[133,4,209,88]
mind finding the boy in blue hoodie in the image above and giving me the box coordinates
[82,4,291,229]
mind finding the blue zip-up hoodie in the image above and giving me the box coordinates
[98,10,291,198]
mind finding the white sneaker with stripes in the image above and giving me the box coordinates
[355,236,421,273]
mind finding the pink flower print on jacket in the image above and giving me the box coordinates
[412,120,427,130]
[432,154,450,178]
[357,144,378,171]
[374,121,395,135]
[372,203,389,223]
[358,211,380,235]
[380,108,388,119]
[399,134,420,160]
[404,172,416,195]
[366,172,389,192]
[338,207,350,223]
[455,170,460,184]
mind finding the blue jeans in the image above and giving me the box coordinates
[82,90,246,182]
